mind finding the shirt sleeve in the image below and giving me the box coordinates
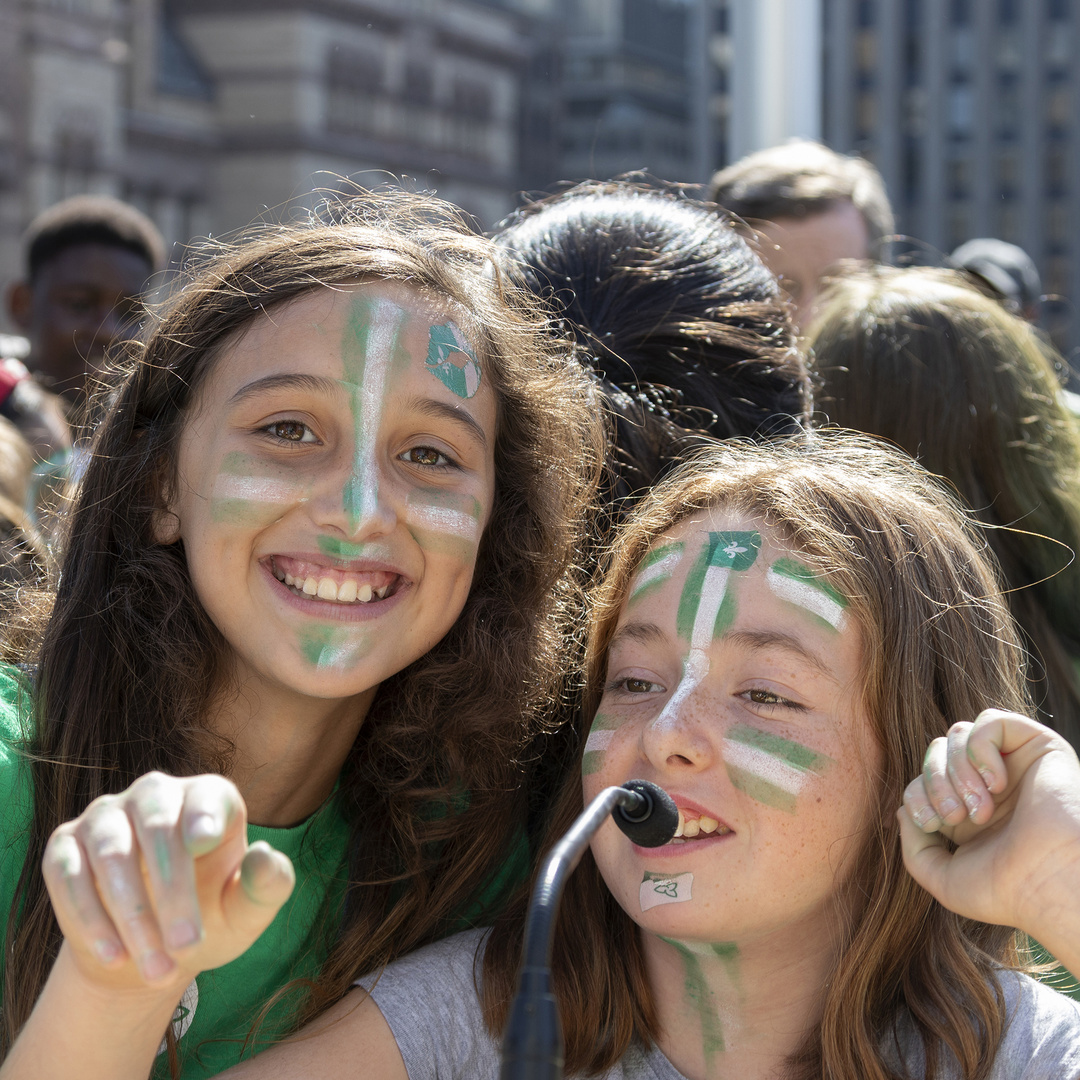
[356,929,500,1080]
[998,971,1080,1079]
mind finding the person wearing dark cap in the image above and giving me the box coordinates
[5,195,166,403]
[951,237,1042,322]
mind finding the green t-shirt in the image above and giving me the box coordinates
[0,666,351,1079]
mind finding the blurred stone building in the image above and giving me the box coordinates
[0,0,535,320]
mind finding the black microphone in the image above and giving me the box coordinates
[499,780,678,1080]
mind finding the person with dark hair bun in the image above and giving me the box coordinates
[494,180,810,505]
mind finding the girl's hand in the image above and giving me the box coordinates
[41,772,295,996]
[898,710,1080,951]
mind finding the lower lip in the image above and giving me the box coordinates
[261,562,409,623]
[632,831,734,858]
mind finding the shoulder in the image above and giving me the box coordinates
[355,929,496,1080]
[992,969,1080,1078]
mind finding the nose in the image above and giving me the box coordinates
[640,652,716,772]
[313,435,398,540]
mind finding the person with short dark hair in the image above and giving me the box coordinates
[708,140,894,329]
[5,194,165,402]
[951,237,1042,322]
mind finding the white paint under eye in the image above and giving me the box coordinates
[721,738,808,795]
[404,504,480,540]
[766,567,846,630]
[212,475,297,503]
[640,872,694,912]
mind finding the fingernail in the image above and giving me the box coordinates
[939,797,961,818]
[140,949,176,982]
[93,938,122,964]
[186,813,221,850]
[964,791,981,817]
[979,767,995,786]
[166,919,201,950]
[912,805,940,830]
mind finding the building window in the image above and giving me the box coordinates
[998,201,1019,243]
[402,62,434,106]
[325,47,385,135]
[948,83,973,137]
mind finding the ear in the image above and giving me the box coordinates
[150,463,181,545]
[6,281,32,332]
[152,506,181,545]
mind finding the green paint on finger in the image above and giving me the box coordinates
[154,833,173,886]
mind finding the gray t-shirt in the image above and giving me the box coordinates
[359,929,1080,1080]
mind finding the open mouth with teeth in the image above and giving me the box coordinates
[269,555,401,605]
[670,809,732,844]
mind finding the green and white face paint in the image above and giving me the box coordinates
[660,937,741,1067]
[640,870,693,911]
[766,556,848,631]
[628,542,684,606]
[403,488,483,560]
[655,532,761,728]
[722,723,834,814]
[425,322,482,399]
[210,452,311,526]
[340,295,412,532]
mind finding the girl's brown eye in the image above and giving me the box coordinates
[625,678,658,693]
[270,420,311,442]
[402,446,450,467]
[749,689,782,705]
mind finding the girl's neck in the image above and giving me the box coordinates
[207,676,377,827]
[643,924,838,1080]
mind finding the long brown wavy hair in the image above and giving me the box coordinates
[807,264,1080,749]
[0,192,605,1064]
[484,433,1030,1080]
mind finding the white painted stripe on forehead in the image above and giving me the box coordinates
[690,564,731,652]
[212,474,296,503]
[353,299,400,519]
[721,739,809,795]
[629,548,683,600]
[405,505,480,540]
[584,727,616,754]
[766,566,847,630]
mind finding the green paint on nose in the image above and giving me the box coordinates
[317,535,368,560]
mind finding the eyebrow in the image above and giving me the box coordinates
[723,629,835,680]
[608,621,668,652]
[405,396,489,449]
[227,373,341,406]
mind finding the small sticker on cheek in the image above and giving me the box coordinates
[640,871,694,911]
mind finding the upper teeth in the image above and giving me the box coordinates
[280,571,388,604]
[673,810,727,839]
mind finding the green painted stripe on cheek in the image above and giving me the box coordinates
[726,723,833,772]
[725,763,798,814]
[581,750,605,775]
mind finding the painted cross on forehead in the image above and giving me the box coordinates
[584,531,761,776]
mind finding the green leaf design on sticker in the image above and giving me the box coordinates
[425,323,481,399]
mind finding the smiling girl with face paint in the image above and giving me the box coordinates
[0,193,604,1079]
[81,433,1080,1080]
